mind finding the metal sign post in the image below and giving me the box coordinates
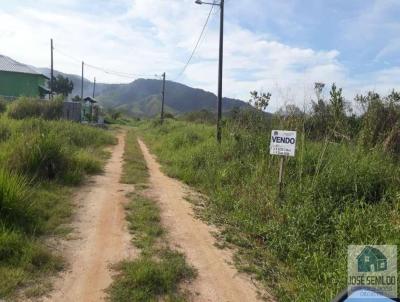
[270,130,297,199]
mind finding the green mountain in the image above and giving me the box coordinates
[37,68,250,117]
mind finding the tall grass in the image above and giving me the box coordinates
[7,96,63,120]
[0,115,115,299]
[138,119,400,301]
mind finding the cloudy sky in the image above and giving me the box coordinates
[1,0,399,111]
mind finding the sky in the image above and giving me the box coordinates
[1,0,400,111]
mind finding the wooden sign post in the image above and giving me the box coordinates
[270,130,297,200]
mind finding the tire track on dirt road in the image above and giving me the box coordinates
[42,131,136,302]
[138,138,273,302]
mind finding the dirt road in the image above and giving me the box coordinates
[44,131,135,302]
[138,139,270,302]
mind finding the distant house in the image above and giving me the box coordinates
[0,54,50,99]
[357,246,388,272]
[83,97,103,124]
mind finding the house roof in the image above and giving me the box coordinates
[0,54,49,79]
[357,246,387,260]
[39,85,51,93]
[84,96,97,103]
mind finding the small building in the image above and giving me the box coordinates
[357,246,388,272]
[0,54,50,99]
[83,97,103,124]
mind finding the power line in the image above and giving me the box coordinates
[85,62,158,79]
[53,47,159,79]
[53,48,81,64]
[174,1,216,81]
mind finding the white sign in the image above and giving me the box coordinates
[270,130,297,157]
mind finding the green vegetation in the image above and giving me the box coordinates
[121,129,148,185]
[0,98,7,114]
[108,129,196,302]
[51,74,74,97]
[136,87,400,301]
[109,249,196,302]
[0,100,116,299]
[7,96,64,120]
[125,193,163,252]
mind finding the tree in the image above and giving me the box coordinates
[328,83,349,136]
[314,82,325,102]
[71,95,82,102]
[329,84,345,123]
[248,91,271,111]
[52,75,74,97]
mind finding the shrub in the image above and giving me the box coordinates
[73,150,103,175]
[7,97,63,120]
[138,119,400,301]
[0,117,114,298]
[181,109,215,124]
[0,98,7,114]
[0,226,63,297]
[0,118,11,142]
[0,169,35,232]
[6,132,70,180]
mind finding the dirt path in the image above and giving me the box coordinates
[138,139,271,302]
[43,131,135,302]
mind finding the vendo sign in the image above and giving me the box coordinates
[270,130,297,157]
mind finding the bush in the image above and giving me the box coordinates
[0,118,11,142]
[181,109,215,124]
[0,227,63,297]
[7,97,63,120]
[0,169,34,232]
[0,98,7,114]
[0,117,115,298]
[0,118,115,184]
[138,119,400,301]
[6,132,70,180]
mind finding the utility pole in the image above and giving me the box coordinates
[93,77,96,98]
[196,0,224,142]
[161,72,166,124]
[50,38,54,100]
[216,0,224,143]
[81,61,84,101]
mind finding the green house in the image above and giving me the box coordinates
[0,54,50,99]
[357,246,388,272]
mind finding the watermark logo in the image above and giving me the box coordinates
[348,245,397,298]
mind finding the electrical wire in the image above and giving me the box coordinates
[173,0,216,81]
[53,47,159,79]
[53,0,218,82]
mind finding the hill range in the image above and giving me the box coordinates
[37,68,250,117]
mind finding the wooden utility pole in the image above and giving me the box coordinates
[81,61,84,101]
[93,77,96,98]
[216,0,224,143]
[161,72,166,124]
[50,38,54,100]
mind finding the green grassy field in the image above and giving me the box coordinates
[108,129,196,302]
[137,119,400,301]
[0,114,116,299]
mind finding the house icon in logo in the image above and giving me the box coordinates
[357,246,388,272]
